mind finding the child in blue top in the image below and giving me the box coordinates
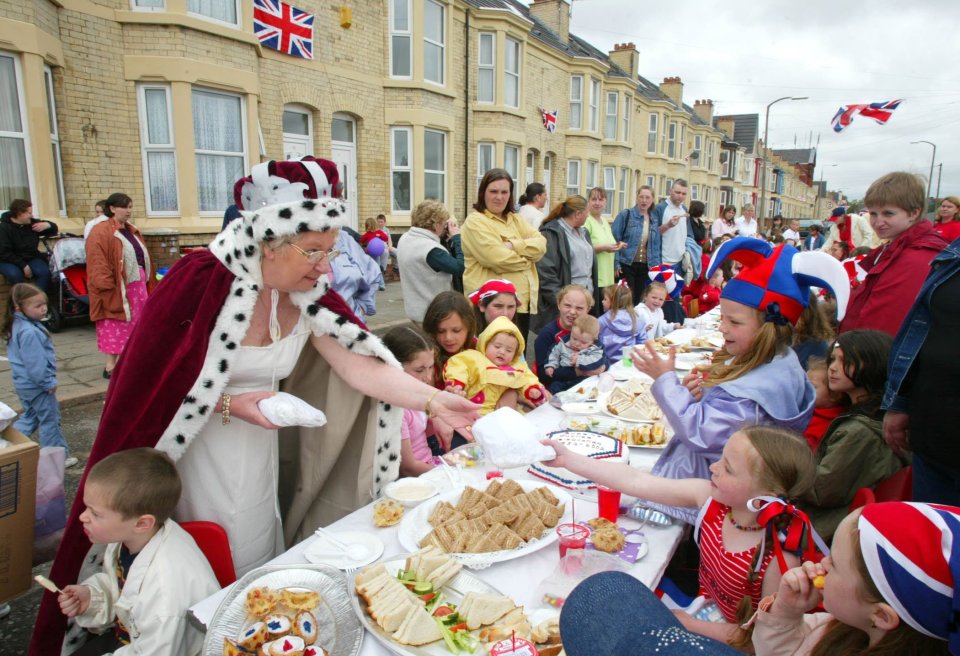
[598,281,645,361]
[2,283,76,467]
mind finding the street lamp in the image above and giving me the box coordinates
[759,96,808,225]
[910,140,936,215]
[814,163,838,218]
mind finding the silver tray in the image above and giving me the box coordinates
[203,564,364,656]
[349,554,504,656]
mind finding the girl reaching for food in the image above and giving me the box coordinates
[543,425,819,649]
[630,238,850,524]
[752,502,957,656]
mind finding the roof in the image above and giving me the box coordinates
[774,148,817,166]
[714,114,760,154]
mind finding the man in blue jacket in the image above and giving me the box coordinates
[650,179,690,323]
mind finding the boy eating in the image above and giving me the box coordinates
[57,448,220,656]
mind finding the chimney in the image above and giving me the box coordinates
[693,99,714,124]
[528,0,571,44]
[608,42,638,79]
[715,116,736,140]
[659,76,683,106]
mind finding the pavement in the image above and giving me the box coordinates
[0,279,413,410]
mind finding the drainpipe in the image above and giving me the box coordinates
[464,9,470,218]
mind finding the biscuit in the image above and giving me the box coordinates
[585,517,615,530]
[591,527,625,553]
[245,586,280,616]
[373,499,404,527]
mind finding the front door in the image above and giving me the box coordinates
[331,143,357,231]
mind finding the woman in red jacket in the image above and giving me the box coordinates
[839,172,947,337]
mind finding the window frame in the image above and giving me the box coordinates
[691,184,700,201]
[645,175,655,189]
[504,144,519,195]
[569,75,583,130]
[187,0,240,28]
[622,95,631,143]
[131,0,165,10]
[390,126,413,213]
[566,159,580,197]
[0,51,34,210]
[586,160,598,190]
[707,139,715,172]
[503,36,520,108]
[647,112,657,153]
[43,66,66,216]
[477,32,495,103]
[390,0,412,79]
[618,167,628,215]
[137,83,180,216]
[588,78,601,133]
[667,121,677,159]
[477,141,494,188]
[423,0,445,86]
[423,128,446,202]
[602,166,615,214]
[192,87,245,216]
[692,134,702,167]
[603,90,618,140]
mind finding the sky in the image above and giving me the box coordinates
[554,0,960,201]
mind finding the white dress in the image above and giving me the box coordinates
[174,311,312,577]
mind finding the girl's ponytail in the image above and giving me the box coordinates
[2,283,45,343]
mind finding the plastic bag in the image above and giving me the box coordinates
[0,400,16,433]
[471,408,555,469]
[534,549,632,610]
[35,446,67,563]
[258,392,327,427]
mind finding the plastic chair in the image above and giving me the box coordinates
[180,521,236,587]
[874,466,913,502]
[849,486,876,511]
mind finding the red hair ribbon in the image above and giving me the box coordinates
[749,495,831,573]
[617,278,630,290]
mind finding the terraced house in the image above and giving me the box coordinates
[1,0,813,251]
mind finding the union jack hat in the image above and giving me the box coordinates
[706,237,849,325]
[859,502,960,652]
[842,255,868,286]
[648,264,685,300]
[467,279,518,306]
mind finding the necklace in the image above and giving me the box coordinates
[726,511,764,532]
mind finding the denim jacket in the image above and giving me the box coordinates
[882,238,960,412]
[612,205,660,270]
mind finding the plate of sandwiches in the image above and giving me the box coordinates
[687,335,723,350]
[564,417,670,450]
[351,549,562,655]
[207,564,363,656]
[603,380,664,423]
[396,479,571,569]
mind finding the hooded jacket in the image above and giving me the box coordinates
[597,307,646,361]
[0,212,58,268]
[443,316,544,414]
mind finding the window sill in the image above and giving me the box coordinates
[383,79,457,99]
[471,104,525,119]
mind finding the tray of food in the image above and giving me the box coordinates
[603,379,663,423]
[351,549,564,656]
[563,416,670,449]
[207,564,363,656]
[651,336,691,354]
[397,480,571,569]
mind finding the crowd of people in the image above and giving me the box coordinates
[4,160,960,655]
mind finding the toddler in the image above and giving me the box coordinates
[635,281,681,340]
[801,358,844,452]
[57,448,219,655]
[546,314,608,393]
[443,316,545,414]
[597,282,645,362]
[2,283,77,467]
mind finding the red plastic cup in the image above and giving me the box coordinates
[596,485,622,523]
[556,523,590,558]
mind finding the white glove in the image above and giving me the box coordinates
[257,392,327,427]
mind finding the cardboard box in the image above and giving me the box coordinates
[0,426,38,604]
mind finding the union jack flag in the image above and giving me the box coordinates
[830,99,902,133]
[253,0,314,60]
[540,108,558,133]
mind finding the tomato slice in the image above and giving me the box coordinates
[432,606,454,617]
[449,622,467,632]
[418,592,437,602]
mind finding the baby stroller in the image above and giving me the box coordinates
[43,236,90,332]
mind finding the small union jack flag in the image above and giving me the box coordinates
[540,108,558,133]
[253,0,314,60]
[830,99,902,133]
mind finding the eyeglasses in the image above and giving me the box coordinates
[287,243,340,264]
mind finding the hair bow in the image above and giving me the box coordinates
[617,278,630,290]
[763,302,790,327]
[748,495,831,573]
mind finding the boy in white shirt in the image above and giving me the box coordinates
[58,448,219,656]
[734,204,759,236]
[782,218,802,246]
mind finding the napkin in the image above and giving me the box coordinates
[257,392,327,427]
[471,407,556,469]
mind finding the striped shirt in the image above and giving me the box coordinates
[694,497,773,622]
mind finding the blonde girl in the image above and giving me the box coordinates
[544,425,816,648]
[3,283,76,467]
[631,237,849,525]
[597,281,645,361]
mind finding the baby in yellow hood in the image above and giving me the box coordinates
[443,316,547,414]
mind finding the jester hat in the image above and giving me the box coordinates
[648,264,685,300]
[705,237,849,325]
[859,502,960,653]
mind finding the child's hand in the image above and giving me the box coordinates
[571,352,579,367]
[631,342,674,380]
[769,562,825,618]
[681,370,704,401]
[645,323,653,333]
[539,439,572,468]
[444,383,466,397]
[544,367,555,377]
[528,387,542,401]
[58,585,91,618]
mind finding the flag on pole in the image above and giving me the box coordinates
[253,0,315,60]
[539,107,558,133]
[830,100,903,133]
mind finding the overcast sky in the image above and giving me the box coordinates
[553,0,960,201]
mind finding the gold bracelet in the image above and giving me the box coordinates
[424,389,441,418]
[221,393,231,425]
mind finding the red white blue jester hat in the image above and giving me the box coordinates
[705,237,849,325]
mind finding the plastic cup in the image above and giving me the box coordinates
[621,346,634,368]
[596,485,622,523]
[556,523,590,558]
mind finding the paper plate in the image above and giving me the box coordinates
[303,531,385,570]
[561,401,600,415]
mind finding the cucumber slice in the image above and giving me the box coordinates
[412,581,433,594]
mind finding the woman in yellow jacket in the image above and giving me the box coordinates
[461,169,546,338]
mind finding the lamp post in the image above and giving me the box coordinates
[814,163,837,219]
[759,96,808,226]
[911,140,936,216]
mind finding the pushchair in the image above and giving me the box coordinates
[43,236,90,332]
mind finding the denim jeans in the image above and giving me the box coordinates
[14,388,69,456]
[912,453,960,506]
[0,257,51,291]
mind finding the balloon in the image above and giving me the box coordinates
[366,237,386,257]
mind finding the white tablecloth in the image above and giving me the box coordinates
[190,379,690,653]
